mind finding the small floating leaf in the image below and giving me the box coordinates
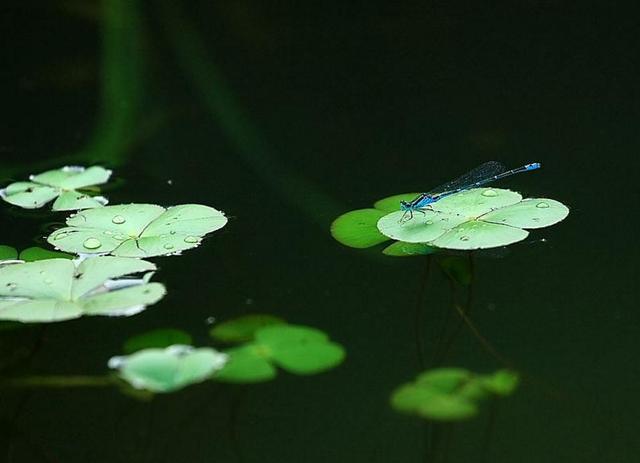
[0,257,165,323]
[214,345,277,383]
[124,329,193,354]
[330,209,389,249]
[0,245,18,261]
[18,246,73,262]
[391,368,519,421]
[214,324,345,383]
[382,242,438,257]
[210,314,286,343]
[47,203,227,257]
[373,193,420,213]
[0,166,111,211]
[109,345,228,393]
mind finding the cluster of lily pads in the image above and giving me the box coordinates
[1,166,346,394]
[330,180,568,421]
[106,314,346,392]
[332,188,569,255]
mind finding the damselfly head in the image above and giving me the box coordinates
[400,200,411,211]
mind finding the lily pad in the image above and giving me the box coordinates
[0,166,111,211]
[18,246,74,262]
[214,345,277,383]
[209,314,286,343]
[47,203,227,257]
[0,257,165,322]
[377,188,569,250]
[215,324,345,383]
[382,242,437,257]
[109,345,228,393]
[0,245,18,261]
[123,328,193,354]
[391,368,519,421]
[330,209,389,249]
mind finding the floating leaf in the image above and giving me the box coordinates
[214,345,277,383]
[376,188,569,250]
[215,324,345,383]
[47,203,227,257]
[210,314,286,343]
[0,166,111,211]
[481,198,570,229]
[123,329,193,354]
[18,246,74,262]
[373,193,420,213]
[109,345,228,393]
[391,368,519,421]
[0,245,18,261]
[0,257,165,323]
[330,209,389,249]
[382,242,438,257]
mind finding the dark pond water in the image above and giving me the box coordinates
[1,2,638,462]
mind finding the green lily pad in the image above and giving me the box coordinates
[480,198,570,229]
[209,314,286,343]
[18,246,74,262]
[330,209,389,249]
[391,368,519,421]
[0,166,111,211]
[123,328,193,354]
[382,241,438,257]
[215,324,345,383]
[214,345,277,383]
[480,369,519,396]
[376,188,568,250]
[373,193,420,213]
[0,245,18,261]
[0,257,165,322]
[109,345,228,393]
[47,203,227,257]
[256,325,345,375]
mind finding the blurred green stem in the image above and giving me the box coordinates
[1,0,144,178]
[159,1,342,227]
[0,375,113,388]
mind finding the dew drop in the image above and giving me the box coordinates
[54,232,68,240]
[6,282,17,290]
[184,236,199,244]
[103,230,114,236]
[425,220,434,225]
[163,243,174,250]
[482,189,498,197]
[83,238,102,249]
[112,215,126,224]
[169,231,176,235]
[459,235,470,241]
[536,202,550,209]
[113,234,127,241]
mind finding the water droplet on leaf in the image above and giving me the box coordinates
[112,215,126,224]
[459,235,470,241]
[82,238,102,249]
[184,236,199,244]
[163,243,174,250]
[536,202,550,208]
[482,189,498,197]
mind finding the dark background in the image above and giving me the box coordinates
[1,1,639,462]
